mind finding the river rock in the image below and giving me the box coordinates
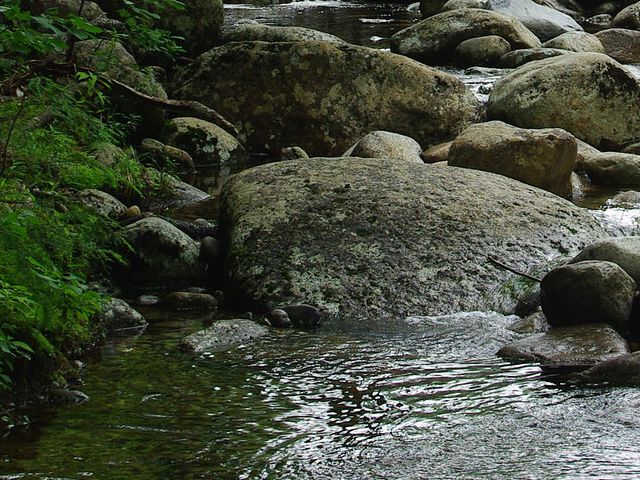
[541,260,636,332]
[576,351,640,386]
[158,0,223,56]
[279,304,323,328]
[487,53,640,150]
[594,28,640,63]
[220,157,606,319]
[498,323,630,367]
[162,117,246,167]
[508,310,550,334]
[421,141,451,163]
[97,298,147,332]
[575,139,601,171]
[623,143,640,155]
[122,217,204,289]
[77,189,127,218]
[614,2,640,29]
[498,47,567,67]
[281,146,310,161]
[144,173,210,211]
[180,319,269,353]
[163,291,218,311]
[582,152,640,186]
[171,42,481,156]
[442,0,582,41]
[221,21,346,44]
[390,9,541,64]
[420,0,449,17]
[584,14,614,33]
[140,138,196,171]
[612,190,640,204]
[342,131,423,163]
[454,35,511,66]
[448,121,576,197]
[541,31,605,52]
[570,237,640,284]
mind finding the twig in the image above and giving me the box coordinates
[488,256,542,283]
[1,95,26,176]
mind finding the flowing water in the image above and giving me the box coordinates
[5,2,640,478]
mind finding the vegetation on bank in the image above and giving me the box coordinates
[0,0,186,410]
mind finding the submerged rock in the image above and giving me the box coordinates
[220,157,606,319]
[390,9,541,64]
[541,261,636,332]
[171,41,481,155]
[447,121,576,197]
[487,53,640,150]
[180,319,268,353]
[498,324,629,367]
[576,351,640,386]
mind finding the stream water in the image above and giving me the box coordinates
[4,2,640,478]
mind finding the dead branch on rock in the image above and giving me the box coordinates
[488,256,542,283]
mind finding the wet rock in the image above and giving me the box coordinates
[158,0,223,56]
[541,261,636,332]
[420,0,449,17]
[137,294,159,306]
[140,138,196,171]
[162,117,246,168]
[487,53,640,150]
[498,323,629,367]
[171,41,481,156]
[448,121,577,197]
[77,189,126,218]
[97,298,147,332]
[122,217,204,289]
[421,141,452,163]
[221,21,345,44]
[570,237,640,284]
[498,47,567,67]
[575,351,640,386]
[623,143,640,155]
[582,152,640,187]
[279,304,323,328]
[453,35,511,67]
[611,190,640,204]
[442,0,583,41]
[508,310,550,334]
[180,319,268,353]
[390,9,541,65]
[594,28,640,63]
[542,31,605,52]
[220,157,606,319]
[613,2,640,30]
[571,172,591,198]
[342,131,423,164]
[163,291,218,311]
[281,146,309,161]
[266,309,293,328]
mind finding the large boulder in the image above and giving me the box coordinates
[613,2,640,30]
[121,217,204,289]
[447,121,576,197]
[541,260,636,332]
[487,53,640,150]
[497,324,629,368]
[594,28,640,63]
[582,152,640,186]
[171,41,481,156]
[541,31,605,52]
[442,0,582,41]
[221,21,346,45]
[570,237,640,284]
[220,157,606,319]
[389,9,541,65]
